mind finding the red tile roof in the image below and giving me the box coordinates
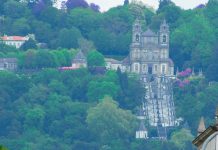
[1,36,29,41]
[58,67,77,70]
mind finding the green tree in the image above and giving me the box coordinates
[87,50,105,67]
[170,128,194,150]
[21,38,37,51]
[57,27,82,49]
[22,50,37,69]
[24,106,45,129]
[39,6,60,27]
[3,0,30,19]
[11,18,31,35]
[0,145,8,150]
[31,20,53,44]
[34,50,56,68]
[171,13,215,68]
[158,4,182,24]
[87,81,119,102]
[206,44,218,81]
[78,38,95,55]
[158,0,173,13]
[86,96,137,145]
[89,28,116,55]
[68,8,101,37]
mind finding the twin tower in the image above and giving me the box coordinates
[130,19,174,76]
[106,19,176,138]
[132,19,176,139]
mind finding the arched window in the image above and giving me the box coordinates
[135,64,139,71]
[143,64,146,72]
[163,35,167,43]
[136,34,140,42]
[4,63,7,68]
[162,65,166,74]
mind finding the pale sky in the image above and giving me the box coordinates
[86,0,209,11]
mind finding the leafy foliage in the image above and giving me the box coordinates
[87,50,105,67]
[86,96,137,146]
[0,0,218,149]
[20,38,37,51]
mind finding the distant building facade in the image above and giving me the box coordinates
[136,120,148,139]
[0,58,17,71]
[59,50,87,71]
[71,50,87,69]
[105,19,176,139]
[105,19,174,76]
[1,35,30,49]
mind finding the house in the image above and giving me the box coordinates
[192,108,218,150]
[136,120,148,139]
[0,58,17,71]
[58,50,87,71]
[71,50,87,69]
[1,35,32,49]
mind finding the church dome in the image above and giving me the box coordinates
[143,28,157,37]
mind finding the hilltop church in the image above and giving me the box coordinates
[106,19,176,139]
[70,19,176,137]
[106,19,174,76]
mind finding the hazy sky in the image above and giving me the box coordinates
[86,0,209,11]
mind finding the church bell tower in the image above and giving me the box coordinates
[132,19,142,44]
[159,19,169,47]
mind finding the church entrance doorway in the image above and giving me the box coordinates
[148,65,153,74]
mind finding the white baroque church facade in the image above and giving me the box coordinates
[106,19,174,76]
[106,19,176,139]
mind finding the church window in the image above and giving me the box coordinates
[162,65,166,74]
[163,51,167,58]
[155,65,158,71]
[4,63,8,68]
[148,66,152,74]
[136,34,140,42]
[163,35,167,43]
[137,51,140,59]
[135,64,139,71]
[143,64,146,72]
[154,94,157,99]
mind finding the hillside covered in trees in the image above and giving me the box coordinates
[0,0,218,149]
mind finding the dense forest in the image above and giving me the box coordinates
[0,0,218,149]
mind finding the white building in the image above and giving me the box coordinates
[0,58,17,71]
[136,120,148,139]
[106,19,176,139]
[105,19,174,76]
[71,50,87,69]
[1,35,29,49]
